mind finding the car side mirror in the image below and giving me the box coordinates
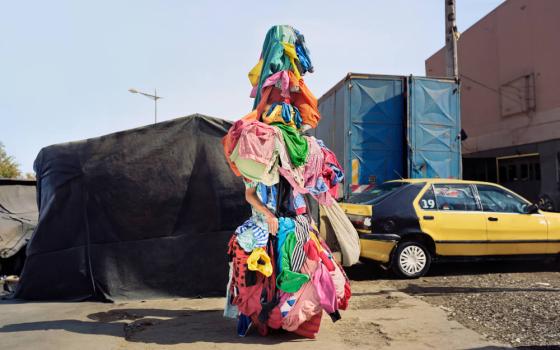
[525,203,539,214]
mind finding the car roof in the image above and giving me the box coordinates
[386,178,500,186]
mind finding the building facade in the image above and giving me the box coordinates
[425,0,560,210]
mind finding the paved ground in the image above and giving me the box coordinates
[347,259,560,349]
[0,279,506,350]
[389,260,560,349]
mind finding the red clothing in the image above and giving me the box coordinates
[293,313,322,339]
[227,236,282,331]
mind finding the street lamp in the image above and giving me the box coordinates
[128,88,163,124]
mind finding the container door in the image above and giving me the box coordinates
[408,77,461,179]
[349,77,405,196]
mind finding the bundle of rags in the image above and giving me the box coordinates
[223,25,355,339]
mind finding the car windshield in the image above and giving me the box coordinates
[347,181,408,205]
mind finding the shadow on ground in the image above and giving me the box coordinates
[0,308,308,345]
[398,283,560,296]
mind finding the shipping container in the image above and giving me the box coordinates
[316,73,461,200]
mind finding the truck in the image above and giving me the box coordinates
[315,73,462,200]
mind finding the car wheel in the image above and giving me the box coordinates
[392,241,431,278]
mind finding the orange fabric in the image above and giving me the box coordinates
[292,77,320,128]
[222,110,259,176]
[257,73,320,129]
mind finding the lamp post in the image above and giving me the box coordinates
[128,88,162,124]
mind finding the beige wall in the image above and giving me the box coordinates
[426,0,560,155]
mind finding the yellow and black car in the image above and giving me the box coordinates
[340,179,560,278]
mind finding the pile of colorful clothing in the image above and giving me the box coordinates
[223,25,351,339]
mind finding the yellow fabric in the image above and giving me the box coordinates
[261,104,296,128]
[282,43,301,80]
[248,59,263,87]
[247,247,273,277]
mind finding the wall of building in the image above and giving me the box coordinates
[426,0,560,155]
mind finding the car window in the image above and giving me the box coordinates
[433,184,479,211]
[419,186,437,210]
[347,181,407,205]
[476,185,529,214]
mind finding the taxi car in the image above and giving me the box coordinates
[340,179,560,278]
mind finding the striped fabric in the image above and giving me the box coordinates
[291,215,311,272]
[235,219,269,252]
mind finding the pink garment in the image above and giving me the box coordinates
[279,136,323,195]
[277,136,334,205]
[330,263,347,301]
[303,137,325,189]
[250,85,258,98]
[276,136,306,190]
[282,259,321,331]
[261,71,290,98]
[314,235,351,305]
[313,262,337,314]
[321,146,344,198]
[226,119,247,155]
[278,291,292,306]
[237,121,281,165]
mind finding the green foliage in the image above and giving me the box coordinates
[0,142,21,179]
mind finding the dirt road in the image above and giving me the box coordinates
[0,279,504,350]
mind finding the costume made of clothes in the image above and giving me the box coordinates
[224,25,351,339]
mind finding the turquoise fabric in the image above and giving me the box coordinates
[276,217,296,274]
[253,25,297,108]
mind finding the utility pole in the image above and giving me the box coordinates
[154,89,158,124]
[445,0,459,79]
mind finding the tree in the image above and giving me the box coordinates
[0,142,21,179]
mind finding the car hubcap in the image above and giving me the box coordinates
[399,246,426,275]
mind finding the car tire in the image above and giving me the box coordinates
[392,241,431,278]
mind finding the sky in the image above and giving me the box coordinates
[1,0,504,174]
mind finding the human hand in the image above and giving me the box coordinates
[266,215,279,236]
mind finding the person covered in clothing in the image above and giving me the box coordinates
[223,24,352,339]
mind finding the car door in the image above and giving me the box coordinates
[417,183,488,256]
[475,184,548,255]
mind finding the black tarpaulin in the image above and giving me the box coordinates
[0,179,38,261]
[14,114,250,301]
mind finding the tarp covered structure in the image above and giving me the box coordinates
[15,114,250,301]
[0,179,37,268]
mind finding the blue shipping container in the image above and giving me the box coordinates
[408,76,461,179]
[316,73,461,199]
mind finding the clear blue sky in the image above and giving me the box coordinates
[1,0,504,174]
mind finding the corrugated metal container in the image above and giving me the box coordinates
[316,73,461,199]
